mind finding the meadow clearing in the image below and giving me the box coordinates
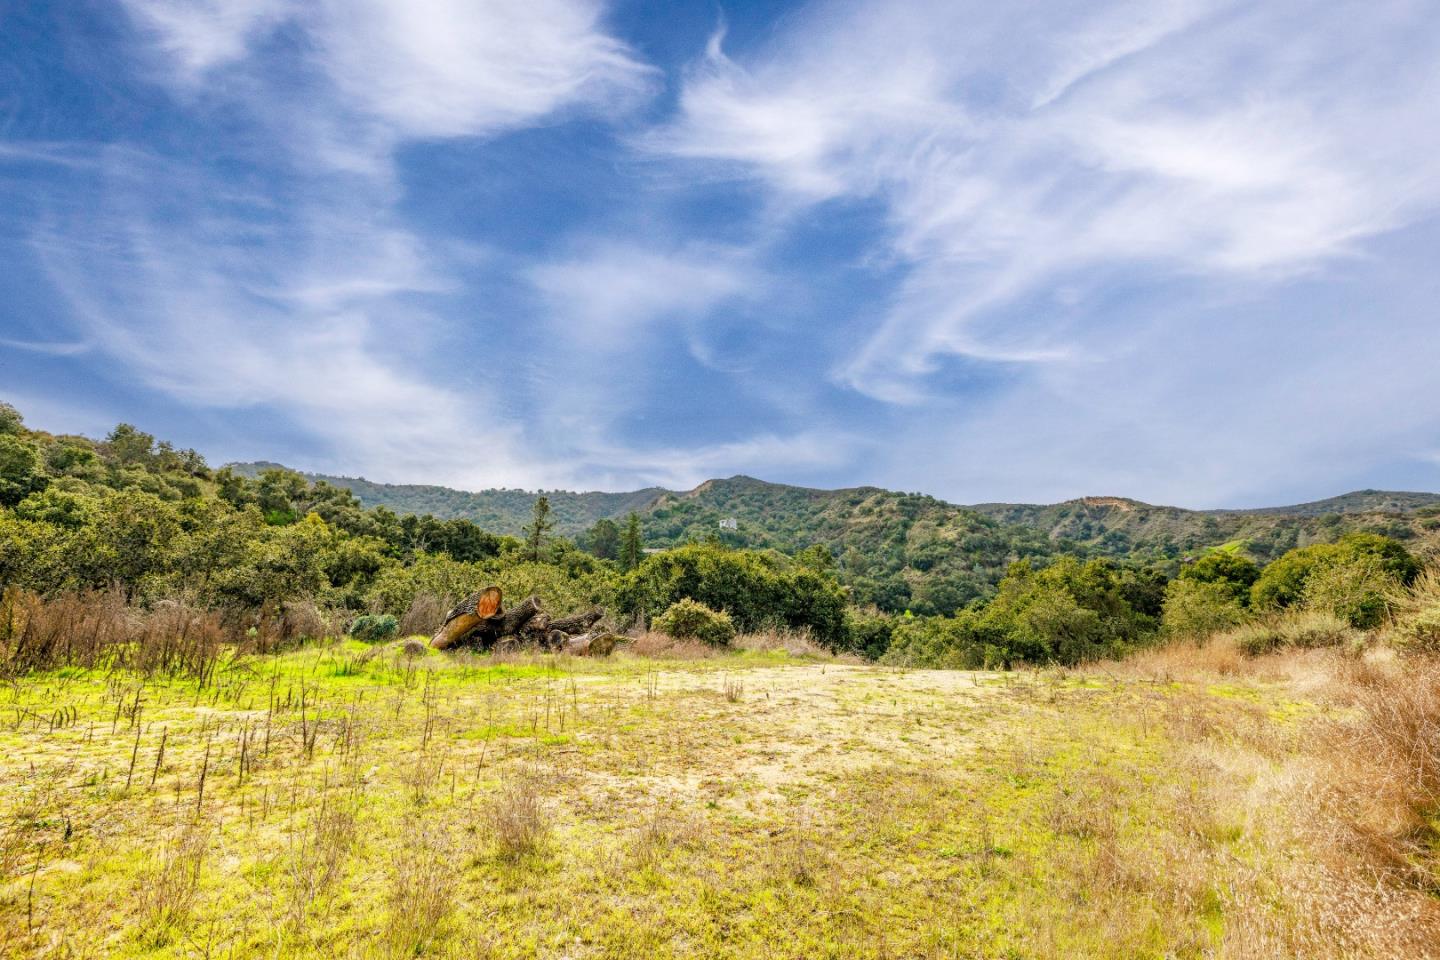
[3,631,1436,959]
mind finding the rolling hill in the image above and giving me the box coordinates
[228,463,1440,614]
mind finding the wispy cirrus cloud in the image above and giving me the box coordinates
[529,242,757,346]
[19,0,661,487]
[120,0,654,145]
[653,0,1440,402]
[29,147,540,487]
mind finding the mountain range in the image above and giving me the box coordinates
[230,463,1440,580]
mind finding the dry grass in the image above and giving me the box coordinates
[284,792,358,932]
[732,627,845,659]
[485,771,551,862]
[624,629,719,659]
[1093,606,1440,958]
[0,587,330,677]
[385,819,459,957]
[399,592,452,637]
[137,820,209,946]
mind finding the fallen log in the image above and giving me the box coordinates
[430,587,502,650]
[549,606,604,636]
[560,631,622,657]
[429,587,608,653]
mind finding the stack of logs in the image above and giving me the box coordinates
[429,586,621,656]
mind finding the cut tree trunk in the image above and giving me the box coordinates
[549,606,604,636]
[430,587,502,650]
[560,631,622,657]
[429,588,612,654]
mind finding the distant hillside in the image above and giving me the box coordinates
[968,492,1440,562]
[1216,489,1440,517]
[226,463,1440,615]
[228,462,665,537]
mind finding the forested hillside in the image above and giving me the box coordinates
[229,465,1440,614]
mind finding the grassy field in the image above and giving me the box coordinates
[1,635,1437,959]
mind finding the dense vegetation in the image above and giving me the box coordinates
[234,463,1440,617]
[3,403,1435,672]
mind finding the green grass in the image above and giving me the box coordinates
[0,641,1392,958]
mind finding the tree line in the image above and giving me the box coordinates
[0,402,1425,666]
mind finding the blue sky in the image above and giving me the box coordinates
[2,0,1438,507]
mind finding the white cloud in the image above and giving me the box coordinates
[528,243,755,345]
[120,0,295,77]
[31,149,543,489]
[0,337,90,356]
[119,0,653,143]
[312,0,653,139]
[653,0,1440,402]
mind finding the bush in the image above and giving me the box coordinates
[882,610,1004,669]
[621,544,847,647]
[1251,534,1419,627]
[844,608,894,660]
[1388,566,1440,654]
[1300,559,1394,629]
[1228,611,1353,656]
[1231,622,1285,656]
[349,613,398,643]
[1162,579,1247,640]
[1278,610,1354,649]
[1178,551,1259,603]
[1393,607,1440,654]
[654,599,736,646]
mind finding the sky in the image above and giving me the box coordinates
[1,0,1438,508]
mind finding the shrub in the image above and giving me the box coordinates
[1393,607,1440,654]
[1388,566,1440,654]
[1252,534,1419,626]
[1231,622,1285,656]
[882,610,1003,669]
[1278,610,1354,648]
[1161,579,1247,640]
[621,544,847,647]
[349,613,398,643]
[1226,611,1353,656]
[844,608,894,659]
[398,592,450,636]
[1300,559,1394,629]
[654,599,736,646]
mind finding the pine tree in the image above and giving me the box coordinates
[620,512,644,571]
[525,495,554,561]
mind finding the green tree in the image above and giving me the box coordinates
[585,518,621,560]
[105,423,155,466]
[620,512,643,571]
[255,468,309,524]
[619,543,848,647]
[1251,533,1418,626]
[0,434,47,506]
[1162,578,1247,639]
[525,495,554,562]
[0,402,23,434]
[796,543,835,572]
[213,467,255,509]
[1179,551,1259,606]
